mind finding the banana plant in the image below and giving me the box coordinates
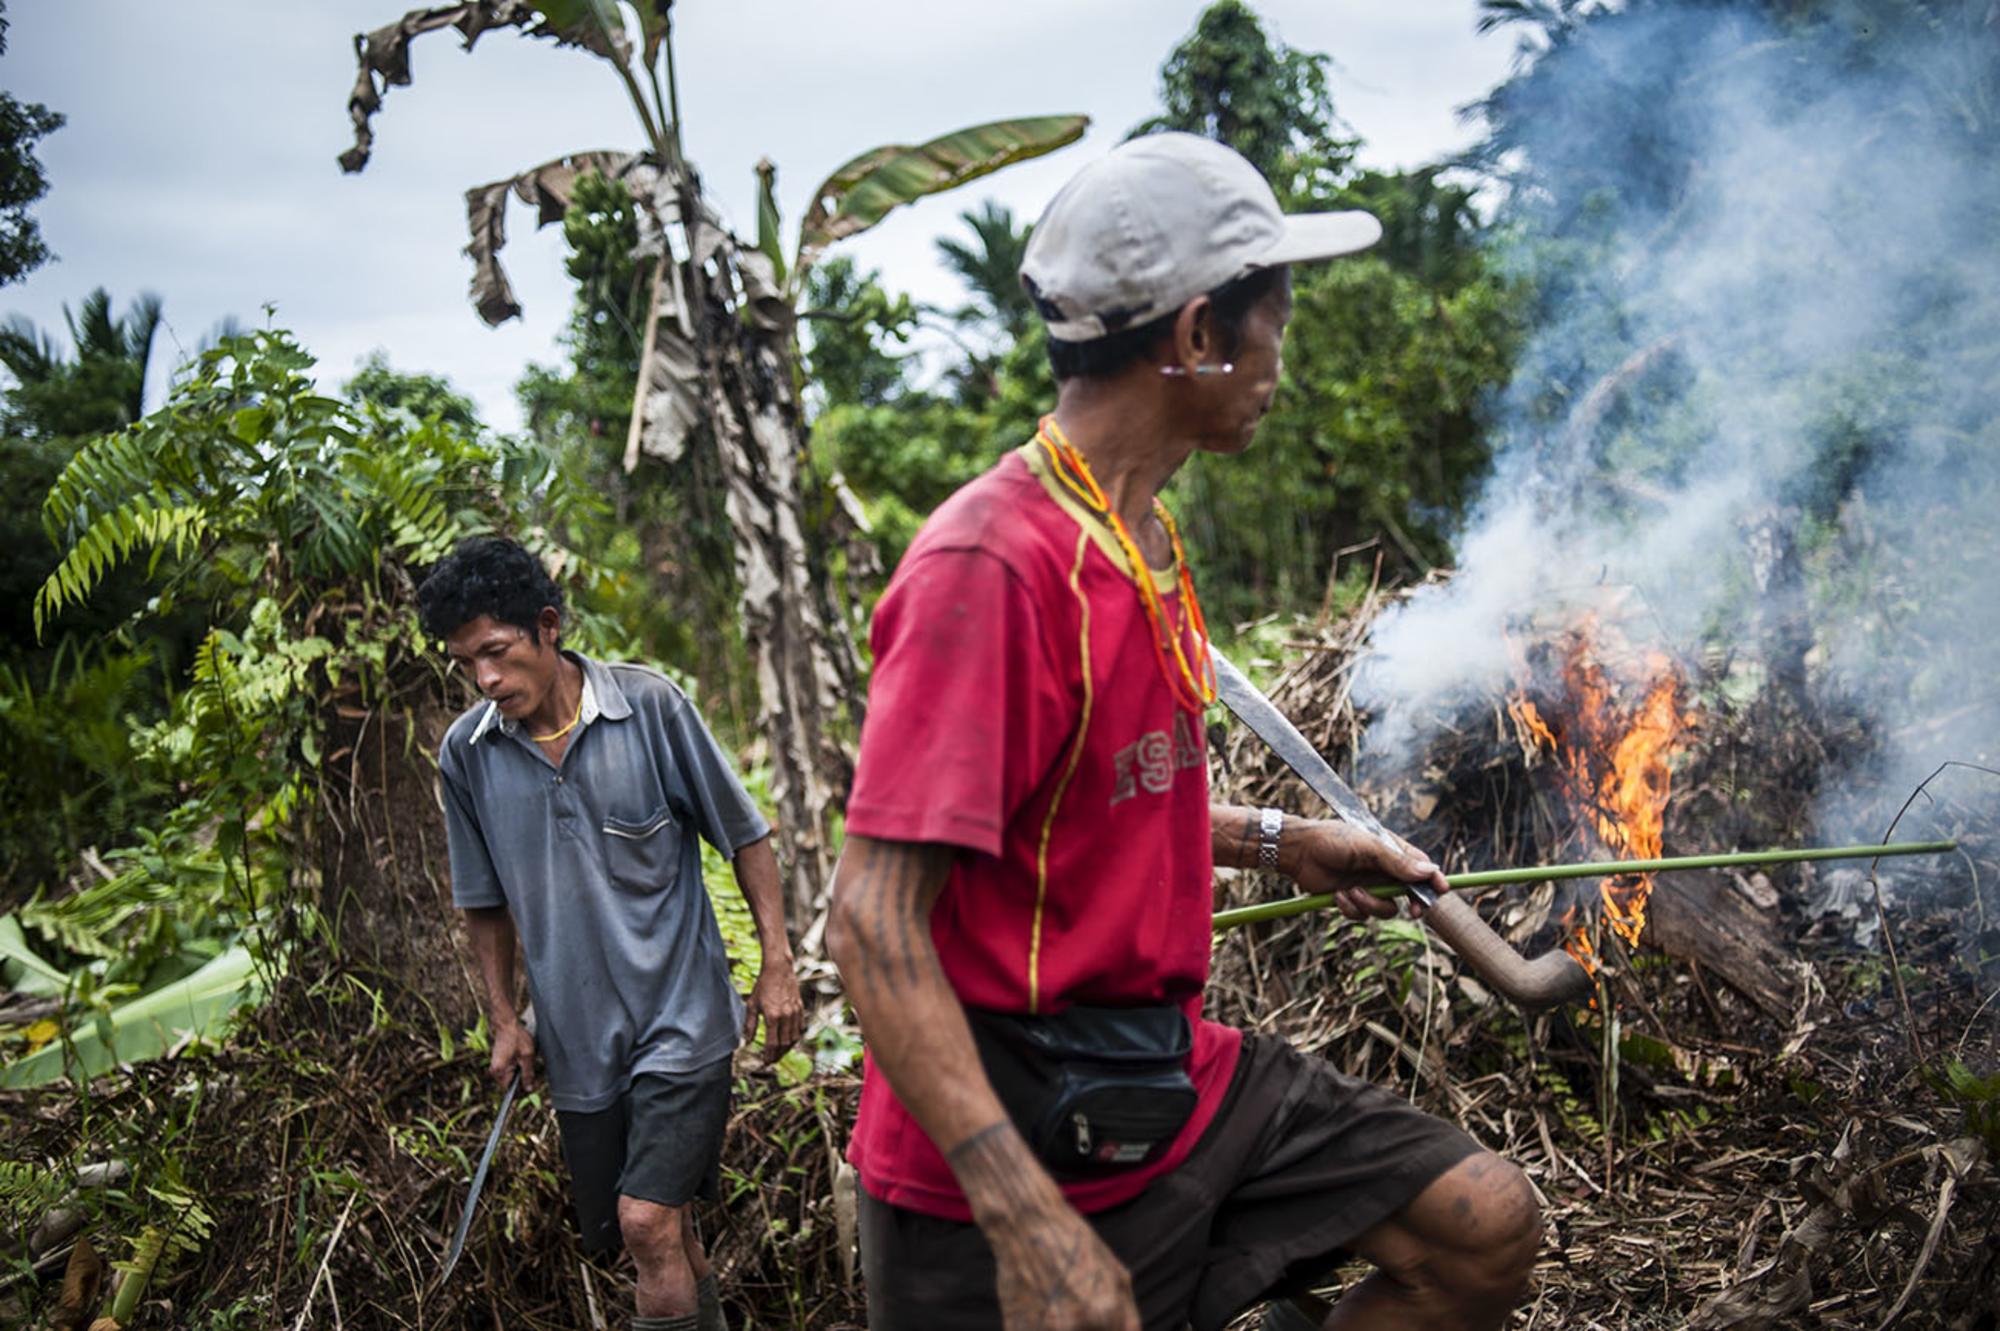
[338,1,1084,917]
[0,943,261,1089]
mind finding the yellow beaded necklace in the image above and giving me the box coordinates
[1034,415,1216,711]
[530,681,584,744]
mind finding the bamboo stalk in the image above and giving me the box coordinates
[1213,840,1958,932]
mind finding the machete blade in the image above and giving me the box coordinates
[436,1067,520,1289]
[1208,645,1435,906]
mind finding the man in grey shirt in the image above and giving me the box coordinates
[420,536,802,1331]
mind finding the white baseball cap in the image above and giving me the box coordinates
[1020,131,1382,343]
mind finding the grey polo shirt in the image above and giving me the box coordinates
[437,653,771,1113]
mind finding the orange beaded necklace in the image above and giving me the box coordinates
[1034,415,1216,712]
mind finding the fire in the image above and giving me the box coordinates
[1508,614,1688,969]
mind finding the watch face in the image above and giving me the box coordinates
[1259,807,1283,870]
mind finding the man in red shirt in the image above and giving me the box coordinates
[827,133,1541,1331]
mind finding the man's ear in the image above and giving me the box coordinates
[1169,296,1216,373]
[536,605,563,649]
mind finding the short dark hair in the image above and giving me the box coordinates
[417,535,565,641]
[1044,265,1290,383]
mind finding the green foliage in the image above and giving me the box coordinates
[699,762,775,991]
[344,351,480,429]
[801,256,916,412]
[0,290,202,669]
[934,200,1035,345]
[1173,248,1523,621]
[8,328,563,1076]
[515,169,754,720]
[1133,0,1357,206]
[0,288,163,438]
[1928,1058,2000,1155]
[0,1157,65,1217]
[110,1178,219,1324]
[9,603,320,995]
[1337,168,1491,293]
[35,328,501,635]
[0,644,165,910]
[809,324,1051,571]
[793,115,1089,291]
[803,5,1522,617]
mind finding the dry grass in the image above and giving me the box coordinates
[4,593,1995,1328]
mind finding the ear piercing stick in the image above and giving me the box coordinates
[1159,362,1235,378]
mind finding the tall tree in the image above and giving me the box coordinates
[1133,0,1356,206]
[336,0,1086,920]
[0,1,62,287]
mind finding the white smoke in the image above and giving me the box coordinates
[1352,5,2000,844]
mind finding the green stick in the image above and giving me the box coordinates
[1212,840,1959,932]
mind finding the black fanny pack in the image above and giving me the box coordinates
[965,1004,1198,1177]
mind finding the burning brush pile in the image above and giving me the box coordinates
[1207,582,1999,1328]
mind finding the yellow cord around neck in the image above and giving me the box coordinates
[1033,416,1216,710]
[530,679,584,743]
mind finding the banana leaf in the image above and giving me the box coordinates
[0,913,67,998]
[793,114,1088,290]
[531,0,632,62]
[0,944,264,1088]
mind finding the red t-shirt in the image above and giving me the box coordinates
[844,441,1242,1220]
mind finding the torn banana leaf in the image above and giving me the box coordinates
[464,150,634,324]
[793,114,1088,289]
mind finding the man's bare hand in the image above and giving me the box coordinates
[991,1205,1141,1331]
[490,1019,536,1090]
[951,1122,1140,1331]
[744,960,804,1065]
[1282,819,1448,921]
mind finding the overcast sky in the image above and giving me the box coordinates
[4,1,1519,430]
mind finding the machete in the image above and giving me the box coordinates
[1209,646,1593,1010]
[436,1067,520,1288]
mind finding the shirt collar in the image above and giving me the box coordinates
[469,650,631,743]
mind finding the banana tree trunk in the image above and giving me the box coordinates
[625,160,864,929]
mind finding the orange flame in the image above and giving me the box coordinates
[1509,615,1687,969]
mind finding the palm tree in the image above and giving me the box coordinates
[935,200,1034,342]
[0,287,163,438]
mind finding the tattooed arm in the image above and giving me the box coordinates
[1210,803,1445,920]
[826,835,1139,1331]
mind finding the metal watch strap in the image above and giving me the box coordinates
[1257,807,1284,872]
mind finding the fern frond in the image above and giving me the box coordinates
[34,502,207,638]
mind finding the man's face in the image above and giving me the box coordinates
[443,612,560,720]
[1203,278,1293,456]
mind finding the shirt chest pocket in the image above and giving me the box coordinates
[601,806,683,893]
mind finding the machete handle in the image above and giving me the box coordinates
[1419,892,1593,1010]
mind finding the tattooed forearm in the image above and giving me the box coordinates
[830,836,1141,1327]
[827,835,1060,1232]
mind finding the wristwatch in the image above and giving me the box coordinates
[1257,807,1284,873]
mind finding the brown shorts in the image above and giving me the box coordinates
[860,1032,1482,1331]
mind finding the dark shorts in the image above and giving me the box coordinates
[861,1032,1482,1331]
[555,1056,733,1254]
